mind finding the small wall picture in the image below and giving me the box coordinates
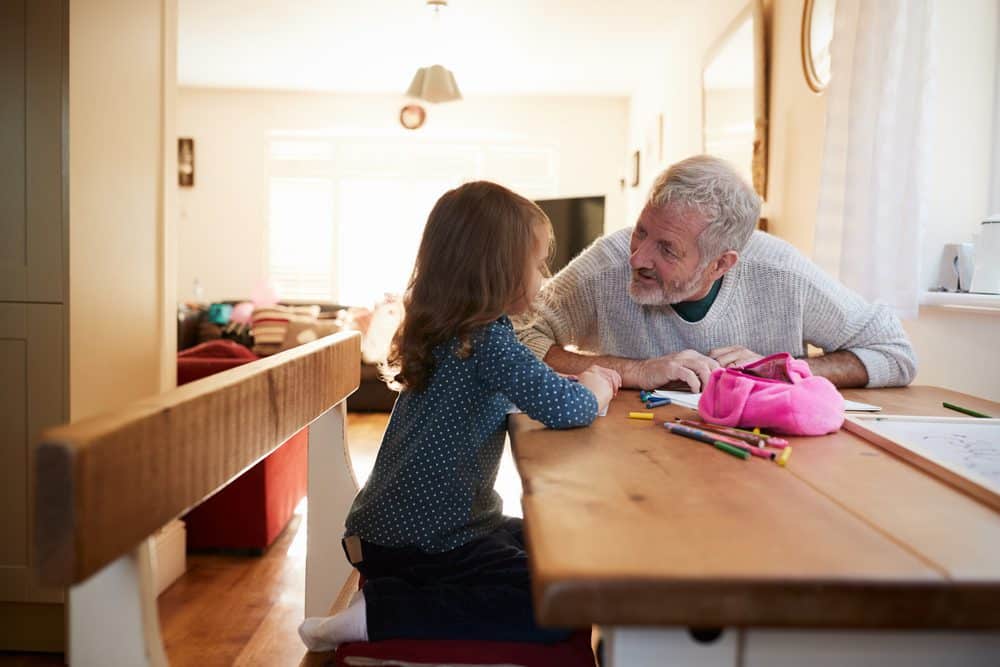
[658,113,665,162]
[630,150,641,188]
[178,138,195,187]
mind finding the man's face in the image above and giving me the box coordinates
[628,203,713,305]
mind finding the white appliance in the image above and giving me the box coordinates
[970,215,1000,294]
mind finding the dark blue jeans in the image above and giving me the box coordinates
[343,517,571,643]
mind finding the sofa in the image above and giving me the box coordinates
[177,301,397,412]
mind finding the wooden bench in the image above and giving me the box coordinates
[35,331,362,666]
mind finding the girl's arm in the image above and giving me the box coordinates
[475,321,600,429]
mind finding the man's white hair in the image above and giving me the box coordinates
[647,155,762,261]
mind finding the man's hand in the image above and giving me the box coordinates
[636,350,720,393]
[709,345,763,369]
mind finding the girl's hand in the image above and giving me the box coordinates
[578,365,621,413]
[587,364,621,395]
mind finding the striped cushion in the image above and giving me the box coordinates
[251,305,320,356]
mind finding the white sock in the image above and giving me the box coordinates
[298,592,368,652]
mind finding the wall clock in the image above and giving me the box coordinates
[399,104,427,130]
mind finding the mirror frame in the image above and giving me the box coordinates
[701,0,768,200]
[801,0,833,93]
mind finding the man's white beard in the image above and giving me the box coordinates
[628,265,709,306]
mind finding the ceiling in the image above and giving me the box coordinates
[178,0,696,96]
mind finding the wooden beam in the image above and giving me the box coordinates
[35,331,361,586]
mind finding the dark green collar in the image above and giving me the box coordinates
[671,278,722,322]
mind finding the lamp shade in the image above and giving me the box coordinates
[406,64,462,103]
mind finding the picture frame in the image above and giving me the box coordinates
[178,137,195,187]
[630,150,640,188]
[658,113,664,162]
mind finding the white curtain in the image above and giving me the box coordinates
[814,0,934,319]
[991,5,1000,215]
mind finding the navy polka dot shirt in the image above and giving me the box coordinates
[345,316,599,553]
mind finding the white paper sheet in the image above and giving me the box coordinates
[650,390,881,412]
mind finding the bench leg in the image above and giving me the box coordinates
[69,538,168,666]
[305,402,360,618]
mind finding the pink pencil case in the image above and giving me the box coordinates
[698,352,844,436]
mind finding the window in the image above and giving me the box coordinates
[268,177,335,301]
[266,136,557,306]
[337,176,458,307]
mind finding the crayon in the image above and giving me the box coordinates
[663,422,750,459]
[663,423,749,461]
[668,422,760,452]
[942,402,992,419]
[728,424,789,447]
[629,412,655,420]
[725,439,776,460]
[712,440,751,460]
[777,446,793,467]
[676,419,764,446]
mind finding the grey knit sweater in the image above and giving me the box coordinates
[517,228,917,388]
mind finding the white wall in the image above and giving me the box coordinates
[176,89,628,303]
[920,0,998,289]
[904,0,999,401]
[70,0,177,419]
[764,0,828,254]
[623,0,749,229]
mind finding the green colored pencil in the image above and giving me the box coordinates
[711,440,751,460]
[942,402,992,419]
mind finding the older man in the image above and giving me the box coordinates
[517,155,917,392]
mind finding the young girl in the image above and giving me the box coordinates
[299,181,620,651]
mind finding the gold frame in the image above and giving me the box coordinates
[801,0,830,93]
[701,1,768,200]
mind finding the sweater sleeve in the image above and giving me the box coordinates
[797,261,917,388]
[514,233,622,359]
[476,320,598,429]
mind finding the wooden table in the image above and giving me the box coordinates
[509,386,1000,666]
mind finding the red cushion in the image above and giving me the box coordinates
[177,340,259,388]
[184,428,308,550]
[177,346,306,552]
[177,357,257,385]
[334,630,594,666]
[179,338,258,360]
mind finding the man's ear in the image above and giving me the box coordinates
[709,251,739,280]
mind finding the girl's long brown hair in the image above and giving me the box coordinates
[385,181,551,392]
